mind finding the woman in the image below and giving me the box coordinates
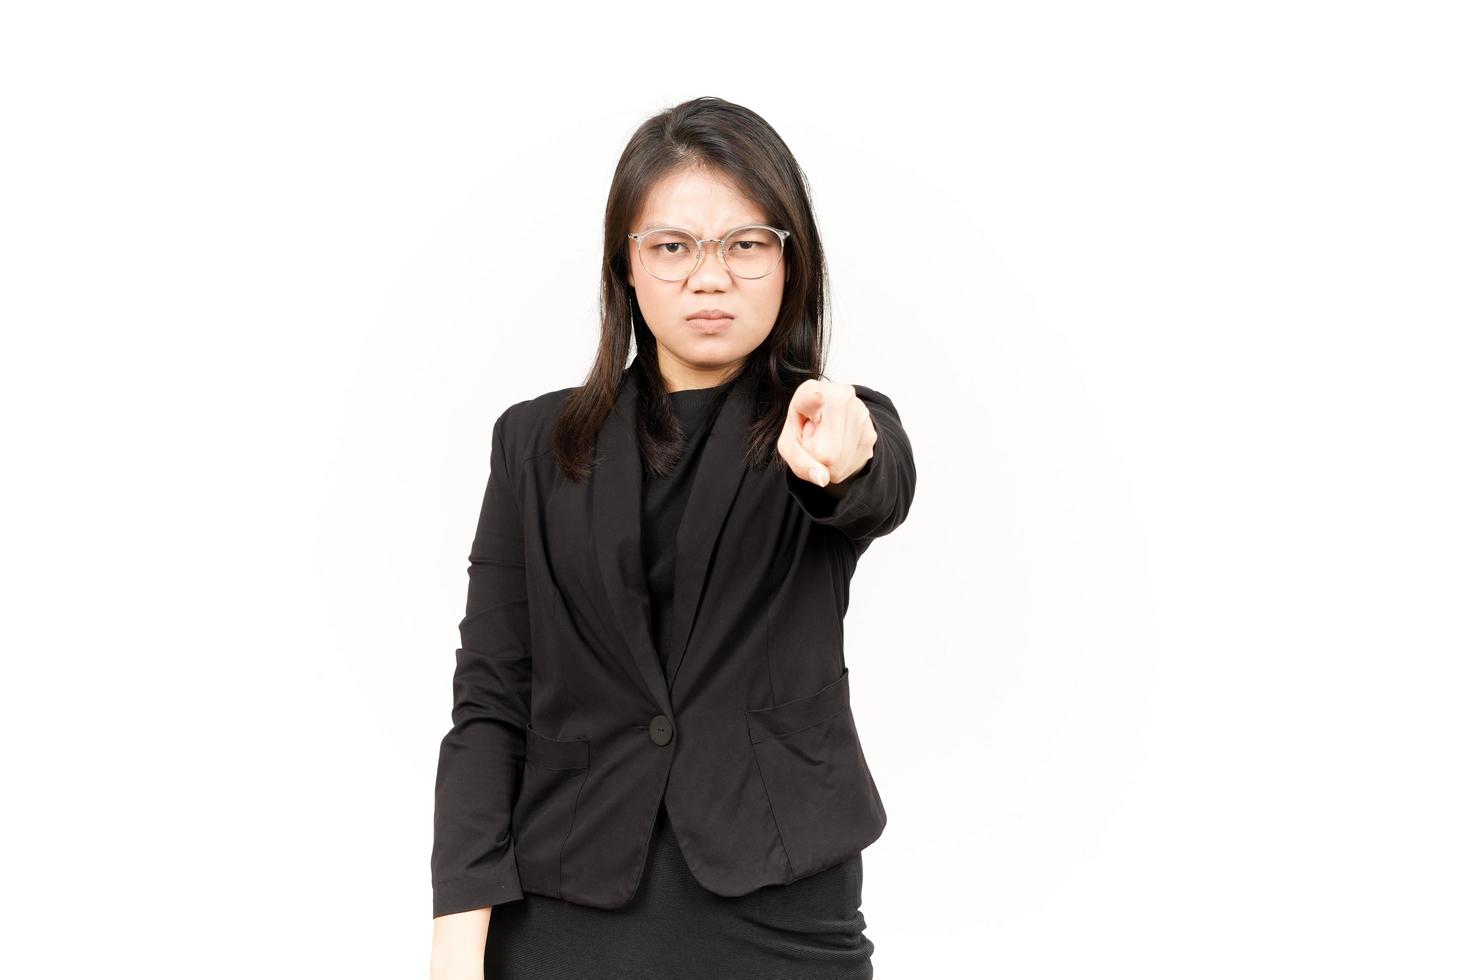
[430,96,917,980]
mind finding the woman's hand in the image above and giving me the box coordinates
[779,380,876,492]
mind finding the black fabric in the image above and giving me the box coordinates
[484,801,873,979]
[643,381,730,675]
[431,368,910,914]
[483,381,874,979]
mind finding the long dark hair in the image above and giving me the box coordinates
[551,96,832,482]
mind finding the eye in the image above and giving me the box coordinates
[657,241,688,254]
[730,239,763,251]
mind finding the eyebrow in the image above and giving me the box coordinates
[637,220,768,234]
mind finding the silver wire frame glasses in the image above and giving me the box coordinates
[627,224,791,281]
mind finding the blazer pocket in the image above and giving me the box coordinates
[523,722,591,770]
[512,723,590,897]
[745,667,888,880]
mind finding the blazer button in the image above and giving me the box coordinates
[648,714,673,746]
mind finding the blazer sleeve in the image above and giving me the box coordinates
[430,407,532,916]
[784,384,918,545]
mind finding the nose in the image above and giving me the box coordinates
[687,240,735,287]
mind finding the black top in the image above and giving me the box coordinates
[640,378,736,678]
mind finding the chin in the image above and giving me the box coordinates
[677,335,737,355]
[660,325,767,366]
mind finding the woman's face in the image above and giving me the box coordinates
[626,166,787,391]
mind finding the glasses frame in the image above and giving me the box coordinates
[626,224,791,282]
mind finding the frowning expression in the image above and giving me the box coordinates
[626,166,788,390]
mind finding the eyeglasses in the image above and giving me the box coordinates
[627,224,791,282]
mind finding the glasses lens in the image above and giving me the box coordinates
[640,230,700,281]
[724,226,783,279]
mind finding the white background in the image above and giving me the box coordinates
[3,2,1466,977]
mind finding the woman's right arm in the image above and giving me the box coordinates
[429,406,533,973]
[430,907,492,980]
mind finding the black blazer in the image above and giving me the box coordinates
[431,366,918,916]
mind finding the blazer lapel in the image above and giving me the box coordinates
[591,371,672,716]
[665,371,754,693]
[590,367,756,710]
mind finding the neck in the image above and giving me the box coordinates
[655,348,744,393]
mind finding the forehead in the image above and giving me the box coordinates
[633,167,768,234]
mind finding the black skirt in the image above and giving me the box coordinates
[484,800,875,980]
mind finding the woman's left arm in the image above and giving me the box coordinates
[781,380,918,544]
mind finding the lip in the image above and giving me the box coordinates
[686,315,733,335]
[687,309,734,320]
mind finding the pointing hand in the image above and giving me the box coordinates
[779,380,876,489]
